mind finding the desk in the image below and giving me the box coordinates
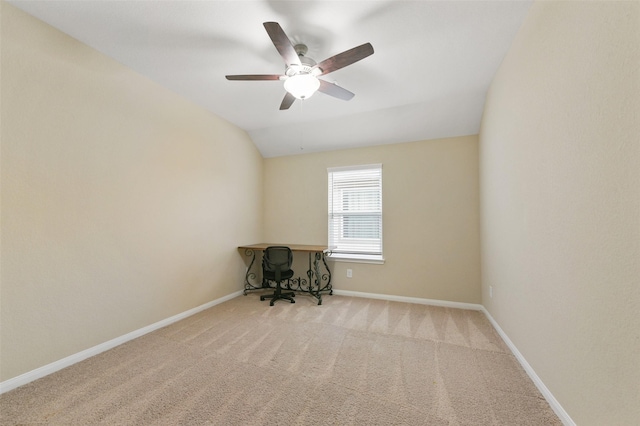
[238,244,333,305]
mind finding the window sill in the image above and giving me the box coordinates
[326,253,385,264]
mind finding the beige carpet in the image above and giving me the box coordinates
[0,294,561,425]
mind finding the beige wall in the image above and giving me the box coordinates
[480,1,639,424]
[264,136,481,303]
[0,4,263,381]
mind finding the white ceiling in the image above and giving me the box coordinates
[8,0,532,158]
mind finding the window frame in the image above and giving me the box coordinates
[327,164,384,264]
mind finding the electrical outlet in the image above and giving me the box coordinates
[347,269,352,278]
[489,286,493,298]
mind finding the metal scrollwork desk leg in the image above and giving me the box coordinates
[319,251,332,295]
[314,252,323,305]
[243,249,263,294]
[305,251,333,304]
[304,252,322,305]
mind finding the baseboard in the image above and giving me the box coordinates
[332,289,483,311]
[480,307,576,426]
[0,290,243,395]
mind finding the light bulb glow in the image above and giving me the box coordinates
[283,73,320,100]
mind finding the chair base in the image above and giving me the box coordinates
[260,288,295,306]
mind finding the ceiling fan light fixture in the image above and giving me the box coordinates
[284,73,320,100]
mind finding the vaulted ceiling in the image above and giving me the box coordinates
[8,1,532,157]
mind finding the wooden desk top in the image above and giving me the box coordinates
[238,243,332,253]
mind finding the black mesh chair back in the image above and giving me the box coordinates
[260,246,295,305]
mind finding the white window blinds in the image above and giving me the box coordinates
[328,164,382,257]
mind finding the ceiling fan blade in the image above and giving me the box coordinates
[314,43,374,76]
[226,74,282,81]
[280,92,296,110]
[318,79,355,101]
[263,22,301,67]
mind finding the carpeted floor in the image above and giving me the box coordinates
[0,294,561,425]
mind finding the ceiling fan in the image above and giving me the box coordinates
[226,22,374,110]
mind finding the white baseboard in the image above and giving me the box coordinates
[0,290,243,395]
[332,289,483,311]
[480,307,576,426]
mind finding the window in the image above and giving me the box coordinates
[328,164,383,263]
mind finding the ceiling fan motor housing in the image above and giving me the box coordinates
[285,44,320,77]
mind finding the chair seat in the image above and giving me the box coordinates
[263,269,294,281]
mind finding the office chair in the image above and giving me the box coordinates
[260,246,295,306]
